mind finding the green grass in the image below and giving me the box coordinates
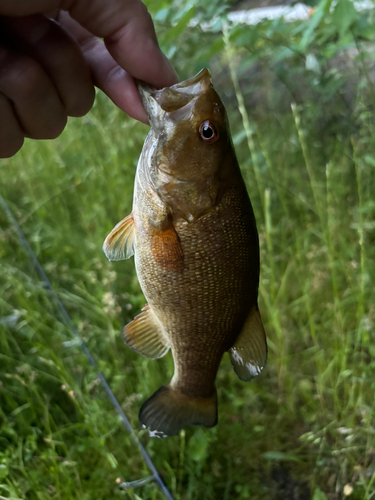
[1,11,375,500]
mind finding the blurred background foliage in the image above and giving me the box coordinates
[1,0,375,498]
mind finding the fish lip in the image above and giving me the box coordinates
[167,68,212,95]
[138,83,165,133]
[138,68,212,130]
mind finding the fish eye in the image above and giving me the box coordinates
[199,120,219,144]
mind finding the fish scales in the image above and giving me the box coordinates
[136,184,258,398]
[103,69,267,437]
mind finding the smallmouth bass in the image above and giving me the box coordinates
[103,69,267,438]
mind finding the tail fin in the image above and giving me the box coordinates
[139,385,217,438]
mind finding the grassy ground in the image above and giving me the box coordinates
[1,5,375,500]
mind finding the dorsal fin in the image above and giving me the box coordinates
[229,306,267,381]
[123,305,170,359]
[103,213,135,261]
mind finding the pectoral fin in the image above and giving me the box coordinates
[123,305,170,359]
[150,218,183,272]
[103,213,135,261]
[229,306,267,381]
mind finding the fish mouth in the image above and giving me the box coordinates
[138,68,212,131]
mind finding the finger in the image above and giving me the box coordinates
[58,11,148,123]
[68,0,179,89]
[0,93,24,158]
[0,1,60,16]
[0,0,178,89]
[82,38,148,123]
[0,45,67,139]
[6,14,94,117]
[105,2,178,89]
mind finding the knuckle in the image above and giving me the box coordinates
[136,1,154,29]
[54,39,81,68]
[80,36,101,55]
[0,52,43,97]
[136,0,151,17]
[65,86,95,117]
[27,110,67,140]
[0,135,24,158]
[0,93,24,157]
[15,61,44,96]
[41,113,68,140]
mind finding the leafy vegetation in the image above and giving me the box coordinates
[1,0,375,498]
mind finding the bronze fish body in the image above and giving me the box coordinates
[103,69,266,438]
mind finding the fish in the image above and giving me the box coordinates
[103,69,267,438]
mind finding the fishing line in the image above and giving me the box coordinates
[0,193,175,500]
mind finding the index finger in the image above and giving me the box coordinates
[0,0,178,89]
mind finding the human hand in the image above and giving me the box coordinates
[0,0,178,158]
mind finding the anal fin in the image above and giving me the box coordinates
[103,213,135,261]
[229,306,267,381]
[123,305,170,359]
